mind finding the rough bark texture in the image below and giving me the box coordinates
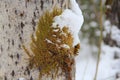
[0,0,75,80]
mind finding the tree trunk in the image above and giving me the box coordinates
[0,0,75,80]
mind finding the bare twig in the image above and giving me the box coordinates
[94,0,103,80]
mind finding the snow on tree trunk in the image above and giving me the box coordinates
[0,0,75,80]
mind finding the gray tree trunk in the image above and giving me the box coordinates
[0,0,75,80]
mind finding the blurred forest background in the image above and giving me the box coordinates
[76,0,120,80]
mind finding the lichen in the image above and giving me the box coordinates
[23,7,80,80]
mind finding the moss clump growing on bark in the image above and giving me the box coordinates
[23,7,80,80]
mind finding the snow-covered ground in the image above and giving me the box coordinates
[75,20,120,80]
[97,44,120,80]
[75,39,97,80]
[75,40,120,80]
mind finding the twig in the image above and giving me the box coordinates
[94,0,103,80]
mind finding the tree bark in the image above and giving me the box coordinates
[0,0,75,80]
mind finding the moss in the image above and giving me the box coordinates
[23,7,80,80]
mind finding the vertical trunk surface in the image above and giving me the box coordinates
[0,0,75,80]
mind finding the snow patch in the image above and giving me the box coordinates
[60,44,70,49]
[52,0,84,47]
[18,78,26,80]
[90,21,98,27]
[97,43,120,80]
[45,39,54,44]
[111,26,120,46]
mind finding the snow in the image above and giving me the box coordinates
[75,19,120,80]
[18,78,26,80]
[106,5,111,9]
[60,44,70,49]
[75,40,97,80]
[111,26,120,46]
[104,20,111,34]
[104,20,120,46]
[45,38,54,44]
[52,0,84,47]
[116,78,120,80]
[90,21,98,28]
[97,44,120,80]
[75,40,120,80]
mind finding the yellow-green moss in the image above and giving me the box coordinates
[23,7,80,80]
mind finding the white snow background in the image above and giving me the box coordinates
[75,20,120,80]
